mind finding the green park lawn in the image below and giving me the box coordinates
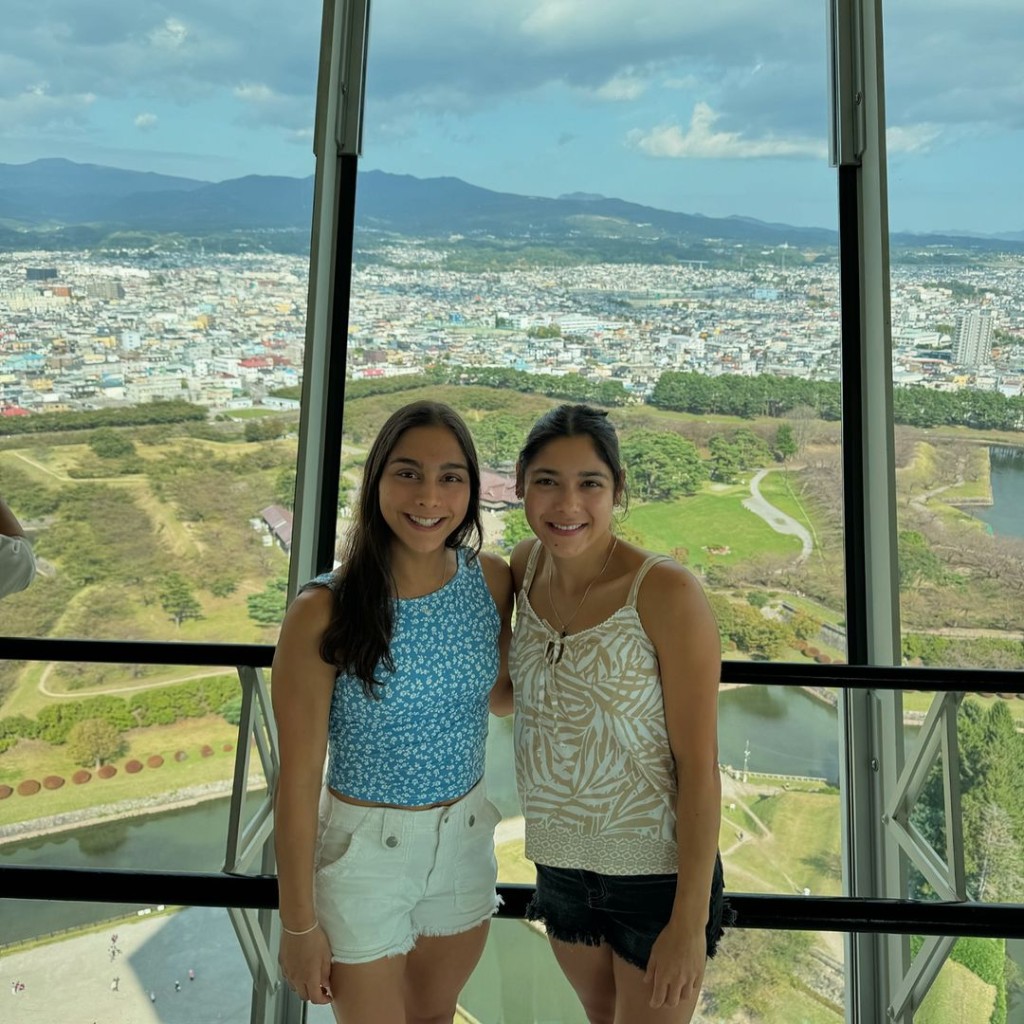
[626,489,804,569]
[0,715,260,828]
[724,789,843,897]
[914,958,995,1024]
[901,690,1024,728]
[495,839,537,886]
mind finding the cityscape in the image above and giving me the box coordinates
[1,243,1023,415]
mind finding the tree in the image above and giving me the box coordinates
[707,435,744,483]
[621,430,707,501]
[89,428,136,460]
[473,414,526,468]
[501,509,533,550]
[244,417,289,443]
[247,577,289,626]
[274,468,297,510]
[773,423,799,462]
[66,718,126,769]
[159,573,204,627]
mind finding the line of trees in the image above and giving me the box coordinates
[0,676,241,756]
[0,399,207,437]
[651,371,1024,432]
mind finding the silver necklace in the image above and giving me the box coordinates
[545,537,617,663]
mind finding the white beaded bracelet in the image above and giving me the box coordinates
[281,919,319,936]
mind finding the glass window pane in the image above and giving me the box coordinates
[912,935,1016,1024]
[449,919,847,1023]
[904,691,1024,905]
[0,1,320,643]
[0,659,269,870]
[346,0,845,667]
[883,2,1024,672]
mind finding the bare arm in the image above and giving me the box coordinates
[480,551,514,716]
[638,561,722,1008]
[0,497,26,538]
[271,586,336,1003]
[0,496,36,598]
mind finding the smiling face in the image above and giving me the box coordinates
[521,434,622,558]
[377,424,472,556]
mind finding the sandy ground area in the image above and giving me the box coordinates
[0,904,492,1024]
[1,906,256,1024]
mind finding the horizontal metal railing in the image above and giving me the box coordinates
[2,636,1022,943]
[3,636,1021,691]
[3,865,1024,940]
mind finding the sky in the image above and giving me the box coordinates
[1,1,1022,235]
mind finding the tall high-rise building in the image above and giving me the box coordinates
[953,309,994,367]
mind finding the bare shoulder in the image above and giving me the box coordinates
[279,584,334,641]
[510,538,538,591]
[636,559,718,639]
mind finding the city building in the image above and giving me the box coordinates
[953,308,994,367]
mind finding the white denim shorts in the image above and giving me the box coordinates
[314,779,503,964]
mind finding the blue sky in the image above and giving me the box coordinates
[1,1,1022,235]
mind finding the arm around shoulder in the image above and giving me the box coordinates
[479,551,515,716]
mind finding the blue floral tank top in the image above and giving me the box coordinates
[304,547,500,805]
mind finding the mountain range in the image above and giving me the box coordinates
[0,158,1020,254]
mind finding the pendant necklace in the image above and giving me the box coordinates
[545,536,617,664]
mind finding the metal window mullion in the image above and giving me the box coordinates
[289,0,370,593]
[271,3,370,1023]
[226,665,259,872]
[833,0,904,1021]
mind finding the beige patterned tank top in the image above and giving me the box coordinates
[510,542,678,875]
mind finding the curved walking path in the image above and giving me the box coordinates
[37,664,232,698]
[743,469,813,562]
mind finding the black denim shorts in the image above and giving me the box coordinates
[526,852,730,971]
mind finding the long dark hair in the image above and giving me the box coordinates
[516,404,627,508]
[322,400,483,697]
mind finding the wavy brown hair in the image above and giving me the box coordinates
[321,401,483,697]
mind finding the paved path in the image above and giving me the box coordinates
[743,469,813,562]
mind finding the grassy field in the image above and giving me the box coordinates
[626,488,804,568]
[901,690,1024,727]
[914,958,996,1024]
[724,788,843,897]
[0,715,259,828]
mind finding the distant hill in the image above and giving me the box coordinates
[0,158,1020,256]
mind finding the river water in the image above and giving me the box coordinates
[969,445,1024,540]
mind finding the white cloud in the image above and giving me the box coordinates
[134,112,158,131]
[662,74,700,91]
[886,123,942,154]
[0,82,95,130]
[593,73,647,102]
[148,18,189,51]
[630,103,825,160]
[234,83,276,104]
